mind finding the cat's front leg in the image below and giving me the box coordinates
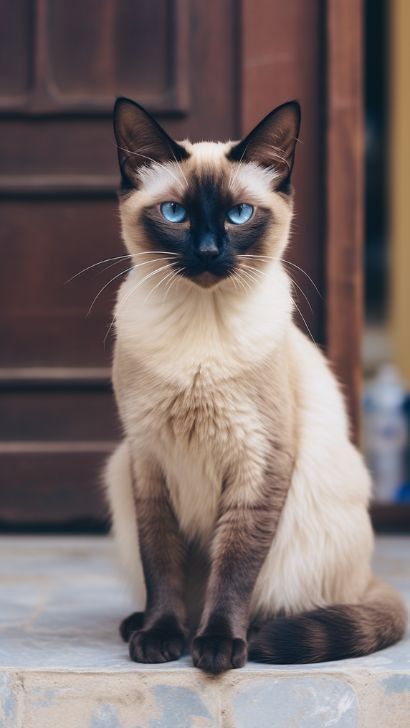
[128,457,188,663]
[192,455,292,673]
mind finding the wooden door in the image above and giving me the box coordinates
[0,0,363,528]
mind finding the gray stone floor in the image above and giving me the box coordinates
[0,536,409,727]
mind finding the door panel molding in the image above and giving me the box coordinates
[0,0,190,115]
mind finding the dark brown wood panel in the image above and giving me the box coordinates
[0,199,121,368]
[0,390,118,441]
[0,120,117,181]
[0,0,242,526]
[47,0,189,111]
[0,0,32,102]
[241,0,325,343]
[0,450,110,525]
[325,0,364,439]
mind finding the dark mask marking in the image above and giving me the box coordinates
[142,171,271,281]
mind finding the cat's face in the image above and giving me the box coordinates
[113,98,300,289]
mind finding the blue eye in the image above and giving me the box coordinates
[226,203,254,225]
[160,201,187,223]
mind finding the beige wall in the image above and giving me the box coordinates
[389,0,410,385]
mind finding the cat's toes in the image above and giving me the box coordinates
[129,625,185,663]
[119,611,145,642]
[192,634,248,674]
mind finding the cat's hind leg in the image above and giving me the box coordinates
[104,440,146,632]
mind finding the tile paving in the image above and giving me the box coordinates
[0,535,409,727]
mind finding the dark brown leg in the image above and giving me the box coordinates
[128,459,188,663]
[192,451,293,673]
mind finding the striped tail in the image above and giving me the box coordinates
[248,580,407,664]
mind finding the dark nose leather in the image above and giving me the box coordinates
[196,233,220,260]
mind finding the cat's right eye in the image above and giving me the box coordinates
[160,202,187,223]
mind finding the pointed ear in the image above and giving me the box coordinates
[227,101,301,193]
[113,97,189,189]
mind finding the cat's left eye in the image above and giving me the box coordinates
[160,201,187,223]
[226,203,254,225]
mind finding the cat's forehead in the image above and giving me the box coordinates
[136,139,278,205]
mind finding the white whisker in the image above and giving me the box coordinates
[289,277,313,313]
[115,262,175,315]
[238,255,316,340]
[237,253,322,298]
[240,262,313,313]
[233,271,248,294]
[144,267,177,304]
[234,269,252,294]
[227,271,240,291]
[87,258,176,315]
[87,265,136,316]
[240,267,259,289]
[66,250,178,284]
[240,263,268,279]
[240,267,256,283]
[101,255,177,278]
[66,255,132,283]
[281,259,322,298]
[103,262,176,346]
[293,299,315,343]
[163,268,183,300]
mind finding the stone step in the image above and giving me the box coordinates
[0,536,409,728]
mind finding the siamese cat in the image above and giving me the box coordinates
[104,97,406,673]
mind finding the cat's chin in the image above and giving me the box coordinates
[187,271,228,289]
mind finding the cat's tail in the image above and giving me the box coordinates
[248,579,407,664]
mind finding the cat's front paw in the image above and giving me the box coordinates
[192,633,248,673]
[119,611,145,642]
[128,615,186,663]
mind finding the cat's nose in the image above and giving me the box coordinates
[196,233,220,260]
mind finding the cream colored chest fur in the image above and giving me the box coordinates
[115,357,271,543]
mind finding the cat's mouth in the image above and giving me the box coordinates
[189,271,226,288]
[180,262,232,289]
[179,253,233,288]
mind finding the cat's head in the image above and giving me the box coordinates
[113,97,300,289]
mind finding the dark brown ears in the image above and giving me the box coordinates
[113,97,189,190]
[227,101,301,193]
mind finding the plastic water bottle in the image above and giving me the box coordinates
[363,365,408,502]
